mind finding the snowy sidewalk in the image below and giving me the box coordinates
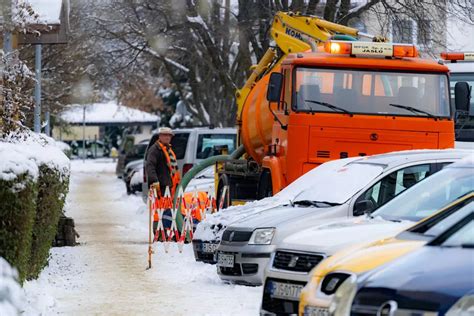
[24,159,261,315]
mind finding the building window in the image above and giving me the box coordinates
[417,19,432,46]
[392,19,414,43]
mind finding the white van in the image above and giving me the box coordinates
[141,127,237,201]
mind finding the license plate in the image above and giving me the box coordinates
[270,281,304,300]
[202,243,218,253]
[217,253,234,268]
[304,306,329,316]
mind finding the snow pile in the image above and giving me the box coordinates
[0,257,25,316]
[194,157,359,241]
[0,142,39,182]
[55,140,71,153]
[59,101,159,124]
[3,131,70,177]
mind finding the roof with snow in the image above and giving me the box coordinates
[26,0,63,24]
[59,102,159,126]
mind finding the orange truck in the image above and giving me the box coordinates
[184,12,470,206]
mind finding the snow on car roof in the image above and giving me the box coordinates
[350,149,471,168]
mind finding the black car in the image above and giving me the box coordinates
[339,200,474,316]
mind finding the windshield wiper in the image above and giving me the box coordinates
[305,100,353,116]
[461,243,474,249]
[389,103,439,119]
[292,200,341,207]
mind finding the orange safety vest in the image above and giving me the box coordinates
[153,141,180,222]
[157,141,181,195]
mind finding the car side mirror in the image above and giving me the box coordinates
[267,72,284,103]
[454,81,471,115]
[354,200,375,216]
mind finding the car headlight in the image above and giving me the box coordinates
[329,275,357,316]
[248,228,275,245]
[446,294,474,315]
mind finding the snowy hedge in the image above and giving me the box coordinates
[28,164,69,280]
[0,132,70,282]
[0,143,38,283]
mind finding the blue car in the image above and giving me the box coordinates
[332,200,474,316]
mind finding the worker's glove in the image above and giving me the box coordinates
[150,182,161,195]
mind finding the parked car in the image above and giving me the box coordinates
[193,158,358,263]
[115,137,148,178]
[141,127,237,202]
[124,160,144,194]
[70,140,110,159]
[299,192,474,316]
[331,202,474,316]
[259,157,473,315]
[213,150,469,285]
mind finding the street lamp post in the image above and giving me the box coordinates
[73,76,93,163]
[82,105,86,162]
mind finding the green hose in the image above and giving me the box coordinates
[174,145,246,235]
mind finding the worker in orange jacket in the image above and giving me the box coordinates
[145,127,181,235]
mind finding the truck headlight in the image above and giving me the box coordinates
[249,228,275,245]
[329,275,357,316]
[446,295,474,315]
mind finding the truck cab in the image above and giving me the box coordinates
[258,42,461,196]
[441,52,474,145]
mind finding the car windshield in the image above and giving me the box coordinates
[294,67,450,117]
[408,197,473,237]
[441,216,474,248]
[292,162,384,205]
[373,167,474,222]
[196,134,236,159]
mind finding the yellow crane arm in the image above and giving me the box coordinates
[235,11,373,122]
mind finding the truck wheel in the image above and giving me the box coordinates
[217,174,231,210]
[257,169,273,199]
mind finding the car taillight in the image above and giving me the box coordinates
[183,163,194,176]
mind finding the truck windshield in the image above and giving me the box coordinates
[294,67,450,118]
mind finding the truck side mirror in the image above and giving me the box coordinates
[354,199,375,216]
[454,81,471,115]
[267,72,284,103]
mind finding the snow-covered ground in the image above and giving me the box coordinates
[23,159,261,315]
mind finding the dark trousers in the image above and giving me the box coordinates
[153,209,172,235]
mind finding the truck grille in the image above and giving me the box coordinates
[273,251,324,273]
[221,230,252,242]
[317,150,330,158]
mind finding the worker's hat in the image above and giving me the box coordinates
[158,127,174,135]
